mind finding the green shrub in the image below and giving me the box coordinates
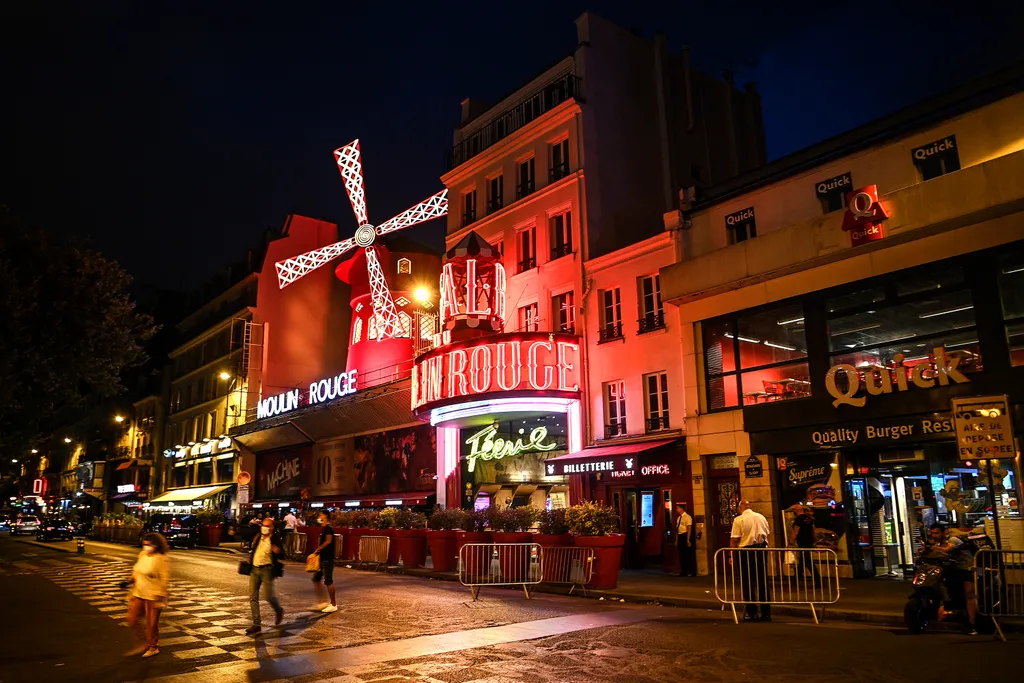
[374,507,398,530]
[564,502,619,536]
[394,508,427,530]
[195,508,225,524]
[330,509,350,527]
[460,508,488,532]
[536,508,569,535]
[427,507,465,530]
[349,509,374,528]
[488,506,538,532]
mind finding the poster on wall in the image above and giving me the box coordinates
[256,447,310,499]
[312,438,357,497]
[460,414,569,485]
[776,454,845,548]
[352,423,436,494]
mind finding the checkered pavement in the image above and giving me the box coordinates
[28,554,323,665]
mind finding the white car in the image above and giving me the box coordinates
[11,516,41,535]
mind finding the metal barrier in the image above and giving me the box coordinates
[357,535,391,571]
[713,547,841,624]
[459,543,543,600]
[975,549,1024,642]
[539,546,594,595]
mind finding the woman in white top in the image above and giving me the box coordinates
[125,532,171,658]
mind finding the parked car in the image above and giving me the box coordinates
[37,518,74,542]
[0,514,10,530]
[11,515,41,536]
[70,520,92,537]
[140,514,198,548]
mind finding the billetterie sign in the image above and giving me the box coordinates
[257,369,358,420]
[412,332,581,412]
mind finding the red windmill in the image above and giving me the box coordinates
[274,140,448,340]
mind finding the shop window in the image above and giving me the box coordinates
[703,302,809,410]
[827,290,976,353]
[217,458,235,484]
[197,459,214,486]
[518,303,539,332]
[644,372,670,432]
[552,291,575,334]
[997,250,1024,365]
[173,464,188,488]
[604,380,626,437]
[599,288,623,342]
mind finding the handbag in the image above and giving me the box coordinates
[305,554,320,573]
[784,551,797,565]
[238,560,252,576]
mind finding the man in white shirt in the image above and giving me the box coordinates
[730,500,771,621]
[674,503,695,577]
[283,510,298,533]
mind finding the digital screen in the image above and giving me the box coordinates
[473,493,491,511]
[640,492,655,528]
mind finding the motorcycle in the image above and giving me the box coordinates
[904,552,998,635]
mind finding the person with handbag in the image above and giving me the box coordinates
[244,516,285,635]
[123,532,170,658]
[309,510,338,613]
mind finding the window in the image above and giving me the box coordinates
[197,459,214,486]
[490,240,504,264]
[517,157,535,199]
[726,207,756,244]
[550,139,569,181]
[368,315,379,340]
[703,302,810,410]
[638,274,664,333]
[517,227,536,273]
[552,291,575,334]
[912,135,960,181]
[644,372,670,432]
[208,411,217,438]
[217,458,235,484]
[816,172,852,213]
[550,210,572,259]
[173,464,188,488]
[488,175,503,213]
[197,377,206,404]
[600,288,623,342]
[462,190,477,226]
[352,316,363,344]
[397,311,413,338]
[998,250,1024,366]
[518,303,539,332]
[397,258,412,274]
[604,380,626,437]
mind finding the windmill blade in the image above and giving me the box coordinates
[334,140,369,226]
[375,189,448,236]
[363,246,401,339]
[275,237,358,289]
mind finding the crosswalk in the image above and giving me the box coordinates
[3,552,324,666]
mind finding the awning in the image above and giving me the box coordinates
[111,492,145,501]
[334,491,433,508]
[544,439,681,476]
[149,484,233,505]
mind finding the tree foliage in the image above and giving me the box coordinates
[0,208,157,469]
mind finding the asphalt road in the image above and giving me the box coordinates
[0,532,1011,683]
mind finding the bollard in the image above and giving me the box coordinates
[77,538,85,554]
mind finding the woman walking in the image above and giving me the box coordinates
[125,532,171,658]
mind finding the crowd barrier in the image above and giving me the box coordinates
[357,535,391,571]
[713,547,841,624]
[458,543,543,600]
[539,546,594,595]
[975,549,1024,642]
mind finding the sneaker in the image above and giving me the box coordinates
[274,608,284,626]
[311,603,329,612]
[244,625,261,635]
[124,645,148,657]
[967,627,978,636]
[321,604,338,613]
[142,647,159,658]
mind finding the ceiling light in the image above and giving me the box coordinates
[919,305,973,319]
[776,317,804,325]
[724,333,760,343]
[1002,266,1024,275]
[219,371,231,380]
[831,323,881,336]
[114,415,125,423]
[764,341,796,351]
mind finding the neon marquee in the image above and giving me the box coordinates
[411,332,581,413]
[257,369,359,420]
[464,423,558,472]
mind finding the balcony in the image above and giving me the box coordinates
[516,179,535,200]
[605,421,627,439]
[598,322,624,343]
[461,211,477,227]
[549,162,570,182]
[444,74,584,172]
[517,257,537,274]
[550,242,573,260]
[637,311,666,334]
[487,197,503,214]
[557,323,576,335]
[646,415,670,433]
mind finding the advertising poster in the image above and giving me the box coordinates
[352,423,436,494]
[256,447,310,499]
[311,438,357,498]
[776,454,845,547]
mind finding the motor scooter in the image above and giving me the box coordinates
[904,551,997,635]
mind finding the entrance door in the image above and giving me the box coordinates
[709,472,741,552]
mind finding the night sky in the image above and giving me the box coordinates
[2,2,1019,292]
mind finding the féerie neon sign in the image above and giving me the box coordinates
[411,332,581,412]
[464,423,557,472]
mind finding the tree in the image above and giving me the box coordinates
[0,207,157,475]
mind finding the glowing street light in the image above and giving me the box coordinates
[218,371,232,380]
[12,459,18,463]
[64,437,72,444]
[30,449,38,454]
[414,287,430,303]
[114,415,125,423]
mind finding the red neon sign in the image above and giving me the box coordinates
[841,185,888,247]
[412,332,581,412]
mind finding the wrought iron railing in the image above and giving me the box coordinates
[517,257,537,273]
[487,197,503,214]
[516,179,535,200]
[637,311,666,334]
[604,421,627,438]
[550,242,573,260]
[646,415,670,432]
[462,211,476,227]
[598,323,623,343]
[549,162,570,182]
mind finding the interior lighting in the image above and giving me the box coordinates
[763,341,796,351]
[114,415,125,423]
[919,305,973,319]
[776,317,804,325]
[30,449,38,454]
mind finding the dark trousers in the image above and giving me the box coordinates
[796,546,821,582]
[741,542,770,618]
[249,565,282,627]
[677,538,696,576]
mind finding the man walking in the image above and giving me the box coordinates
[310,510,338,613]
[246,517,284,635]
[674,502,695,577]
[730,500,771,622]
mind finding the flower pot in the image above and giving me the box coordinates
[297,526,321,556]
[199,523,222,547]
[381,529,401,565]
[347,527,371,560]
[457,530,493,578]
[425,529,460,572]
[332,527,348,561]
[574,534,625,589]
[393,529,428,568]
[491,532,534,581]
[534,533,574,581]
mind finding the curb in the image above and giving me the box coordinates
[197,545,247,556]
[12,536,245,558]
[12,537,78,554]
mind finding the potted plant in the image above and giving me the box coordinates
[345,509,375,561]
[296,509,322,557]
[426,508,463,572]
[535,508,573,547]
[392,508,428,568]
[196,508,226,547]
[374,507,400,565]
[488,506,538,579]
[457,509,492,577]
[565,502,623,589]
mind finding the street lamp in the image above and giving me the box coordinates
[218,371,231,380]
[64,437,72,444]
[414,287,430,303]
[30,449,38,454]
[12,459,18,463]
[114,415,125,423]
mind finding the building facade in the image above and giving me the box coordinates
[661,65,1024,576]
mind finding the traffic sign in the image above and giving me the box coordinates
[951,396,1016,461]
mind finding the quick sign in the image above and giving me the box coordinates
[951,396,1016,461]
[464,423,557,473]
[824,346,969,408]
[725,207,756,241]
[257,369,359,420]
[841,185,888,247]
[815,172,852,199]
[912,136,957,164]
[412,332,581,413]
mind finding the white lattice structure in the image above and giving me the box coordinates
[275,139,448,340]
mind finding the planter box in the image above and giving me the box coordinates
[346,527,372,560]
[425,529,460,572]
[574,534,625,589]
[534,533,574,581]
[533,533,573,547]
[199,523,222,547]
[491,531,534,580]
[457,530,494,578]
[393,529,428,568]
[379,529,401,565]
